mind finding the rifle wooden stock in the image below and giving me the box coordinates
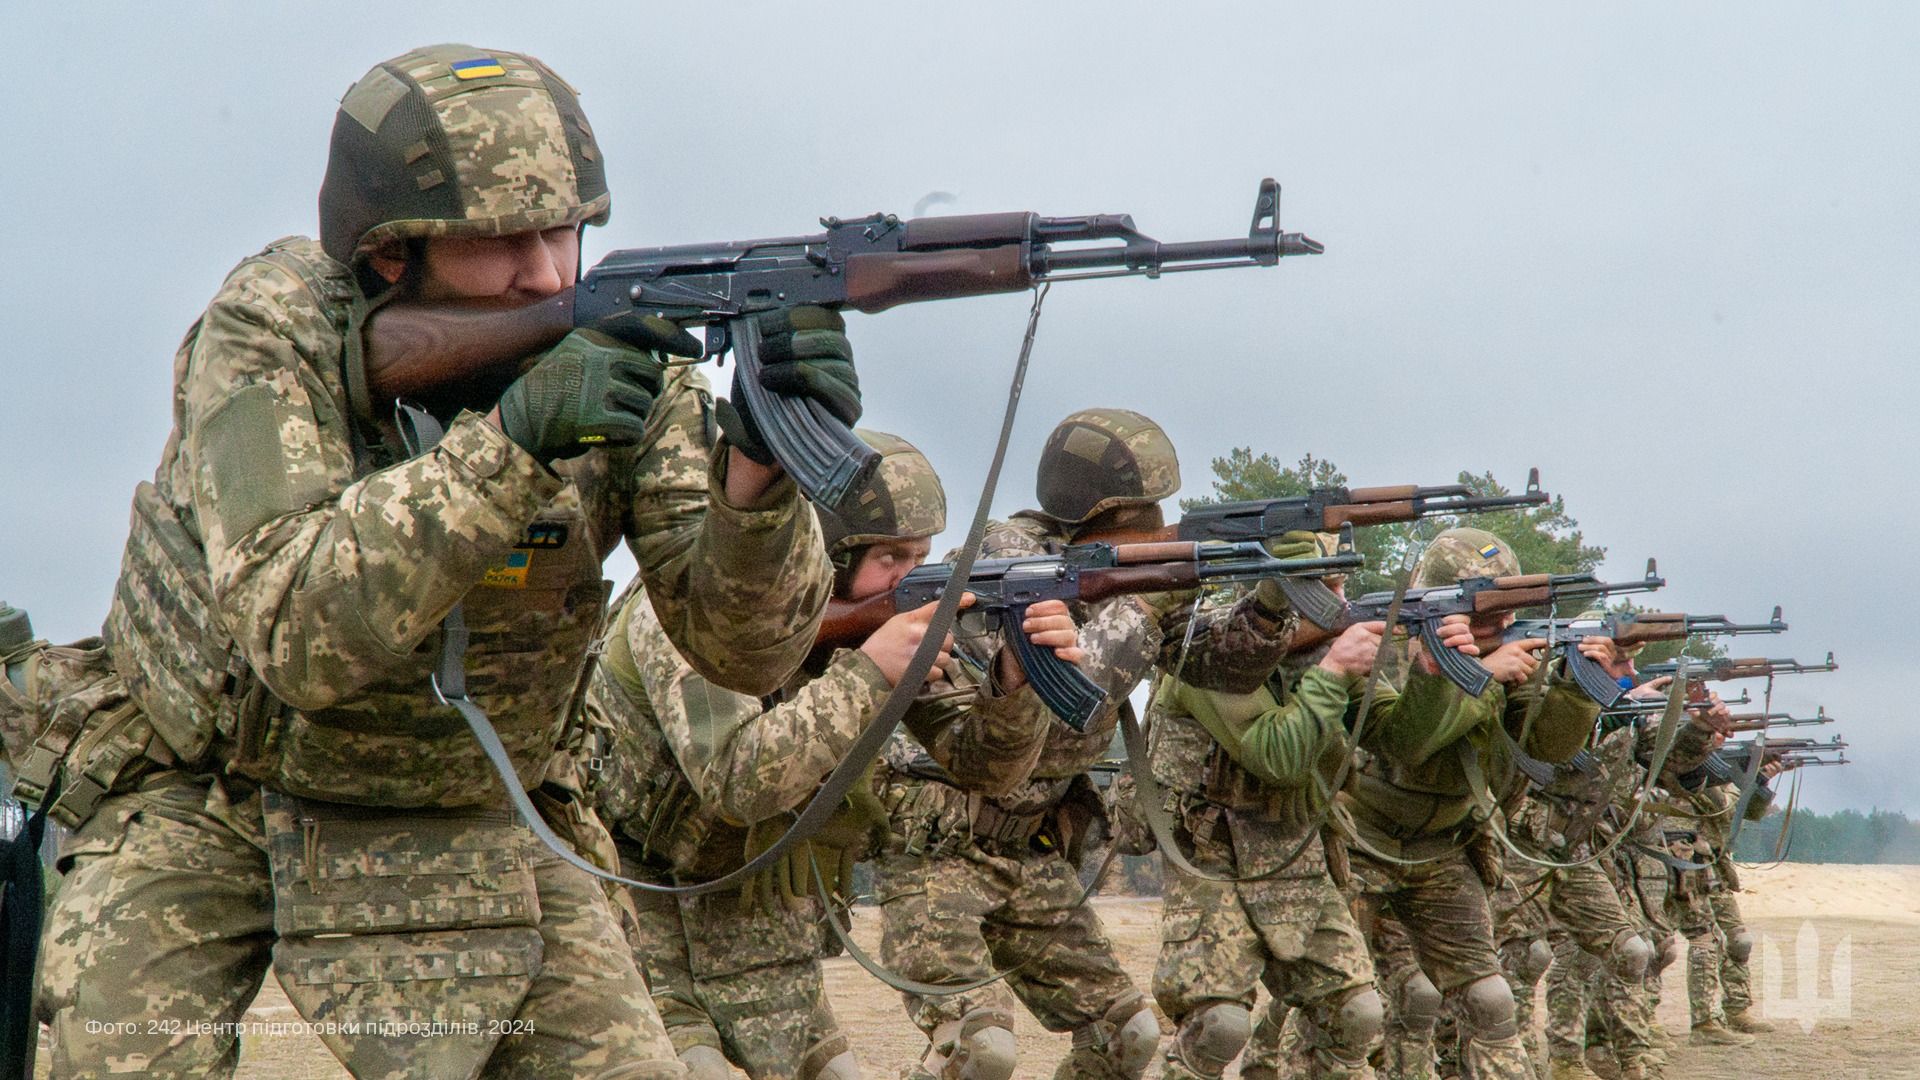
[363,290,574,406]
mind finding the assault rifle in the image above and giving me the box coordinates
[1594,688,1753,737]
[1725,707,1834,733]
[1502,606,1787,708]
[1333,559,1666,698]
[1706,736,1849,782]
[1079,469,1549,629]
[814,540,1363,731]
[364,179,1320,512]
[1636,652,1837,682]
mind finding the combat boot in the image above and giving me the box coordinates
[1644,1019,1672,1049]
[1687,1020,1755,1047]
[1583,1048,1621,1079]
[1549,1059,1603,1080]
[1724,1009,1775,1034]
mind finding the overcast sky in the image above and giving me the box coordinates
[3,4,1913,814]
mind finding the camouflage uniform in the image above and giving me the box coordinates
[875,410,1293,1080]
[1341,529,1599,1080]
[586,432,1043,1080]
[1490,770,1653,1075]
[35,44,831,1080]
[1672,781,1768,1032]
[1145,639,1382,1080]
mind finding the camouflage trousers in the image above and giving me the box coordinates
[1152,814,1375,1080]
[621,849,851,1080]
[1710,891,1751,1015]
[1671,871,1732,1027]
[1492,846,1650,1073]
[871,842,1141,1061]
[1542,843,1669,1070]
[1348,844,1531,1080]
[37,772,679,1079]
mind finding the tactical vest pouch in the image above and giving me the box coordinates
[262,790,544,1080]
[7,638,170,830]
[102,481,253,764]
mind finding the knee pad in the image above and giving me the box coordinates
[930,1009,1018,1080]
[1332,987,1385,1048]
[1110,1001,1161,1078]
[1654,933,1683,975]
[810,1050,861,1080]
[1609,932,1654,981]
[1518,938,1554,985]
[1173,1001,1252,1078]
[1727,929,1755,964]
[678,1045,732,1080]
[1399,972,1444,1030]
[1461,974,1518,1041]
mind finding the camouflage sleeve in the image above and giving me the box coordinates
[1146,588,1293,695]
[624,586,890,826]
[1358,668,1478,768]
[185,259,563,711]
[1171,665,1352,789]
[614,370,832,697]
[1508,666,1601,764]
[900,673,1055,797]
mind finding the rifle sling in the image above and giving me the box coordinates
[1,775,55,1080]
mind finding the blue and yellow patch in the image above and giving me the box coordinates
[450,57,507,80]
[481,550,532,589]
[1477,543,1502,559]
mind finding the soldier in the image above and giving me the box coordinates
[1671,767,1775,1047]
[1701,782,1774,1036]
[1541,667,1733,1078]
[32,44,859,1079]
[871,409,1299,1080]
[1337,528,1609,1080]
[1488,618,1656,1080]
[584,430,1080,1080]
[1140,580,1414,1079]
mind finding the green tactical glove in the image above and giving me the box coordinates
[1254,529,1325,613]
[715,306,861,466]
[739,777,890,915]
[497,329,665,463]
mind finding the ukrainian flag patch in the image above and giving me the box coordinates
[1477,543,1502,559]
[451,57,507,80]
[482,550,532,588]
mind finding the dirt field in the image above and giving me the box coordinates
[40,863,1920,1078]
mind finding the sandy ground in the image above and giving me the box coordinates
[38,863,1920,1079]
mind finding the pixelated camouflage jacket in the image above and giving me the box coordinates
[588,580,1049,880]
[883,510,1294,821]
[1343,660,1598,844]
[139,237,828,806]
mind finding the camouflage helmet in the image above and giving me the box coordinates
[1035,409,1180,524]
[318,44,610,267]
[1412,526,1521,588]
[817,430,947,563]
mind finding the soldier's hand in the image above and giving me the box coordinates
[1318,621,1386,678]
[996,599,1083,693]
[1575,636,1619,666]
[1407,614,1479,676]
[1628,674,1673,701]
[715,306,860,466]
[859,596,961,688]
[1253,530,1323,613]
[1479,637,1550,686]
[497,329,664,463]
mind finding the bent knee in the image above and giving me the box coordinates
[1172,1001,1252,1078]
[1460,974,1517,1040]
